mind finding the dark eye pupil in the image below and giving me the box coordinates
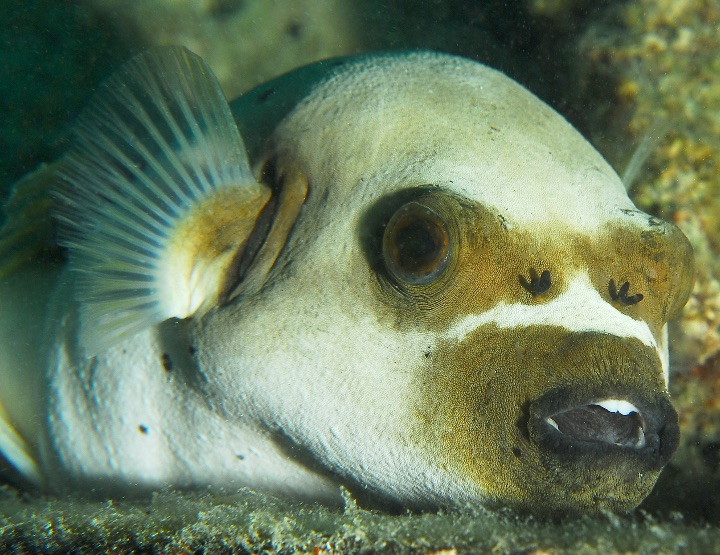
[393,220,442,272]
[382,201,451,285]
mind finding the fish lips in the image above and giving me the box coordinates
[527,386,679,472]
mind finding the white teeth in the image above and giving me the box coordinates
[594,399,639,416]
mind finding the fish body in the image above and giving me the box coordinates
[0,48,694,513]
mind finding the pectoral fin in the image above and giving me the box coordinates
[54,46,271,355]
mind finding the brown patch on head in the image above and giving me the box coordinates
[363,189,694,340]
[363,189,578,331]
[411,326,677,514]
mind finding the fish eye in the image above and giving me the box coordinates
[382,201,451,286]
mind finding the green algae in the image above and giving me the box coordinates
[2,486,720,554]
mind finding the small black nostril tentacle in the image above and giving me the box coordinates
[519,268,551,295]
[609,278,644,305]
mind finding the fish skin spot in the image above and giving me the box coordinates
[138,425,149,435]
[160,352,173,372]
[285,21,303,39]
[497,214,511,230]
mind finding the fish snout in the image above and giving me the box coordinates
[423,329,677,513]
[527,387,679,472]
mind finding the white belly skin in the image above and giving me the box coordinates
[42,267,482,507]
[42,269,343,502]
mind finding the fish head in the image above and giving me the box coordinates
[198,52,695,513]
[356,192,693,514]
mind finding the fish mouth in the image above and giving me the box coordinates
[528,388,679,470]
[546,399,647,449]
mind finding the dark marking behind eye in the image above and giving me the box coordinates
[519,268,551,295]
[609,279,644,305]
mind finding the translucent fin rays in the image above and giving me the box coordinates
[54,46,269,355]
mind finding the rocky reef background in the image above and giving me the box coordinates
[1,0,720,552]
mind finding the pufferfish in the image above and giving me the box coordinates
[0,46,695,514]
